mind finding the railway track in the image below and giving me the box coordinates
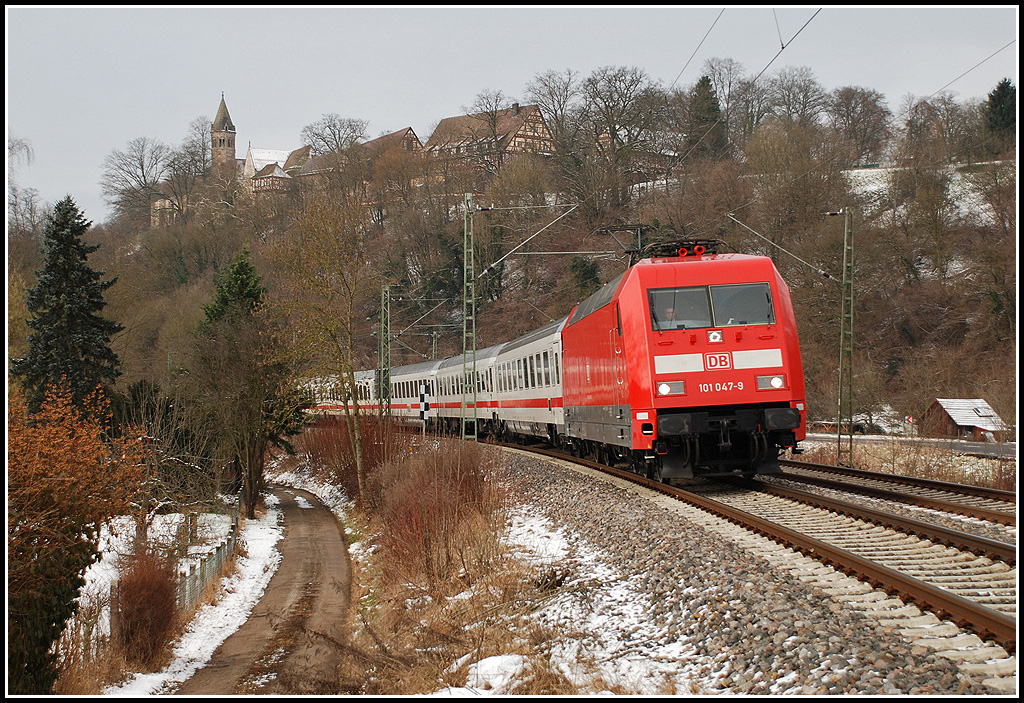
[500,441,1017,656]
[777,459,1016,527]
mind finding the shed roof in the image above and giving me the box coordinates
[930,398,1008,432]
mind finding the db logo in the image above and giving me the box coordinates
[704,352,732,370]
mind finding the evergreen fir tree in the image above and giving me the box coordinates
[984,78,1016,145]
[201,245,265,327]
[686,75,728,160]
[12,197,122,413]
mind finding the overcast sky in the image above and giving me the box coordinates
[6,5,1019,226]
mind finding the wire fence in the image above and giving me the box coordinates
[176,490,243,615]
[107,489,245,647]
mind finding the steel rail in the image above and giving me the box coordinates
[674,482,1018,653]
[501,443,1017,653]
[775,470,1016,527]
[781,459,1017,504]
[743,478,1016,564]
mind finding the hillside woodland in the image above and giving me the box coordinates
[8,67,1017,445]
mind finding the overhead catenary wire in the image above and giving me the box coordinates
[687,19,1014,246]
[477,7,731,281]
[924,38,1016,100]
[664,7,822,172]
[726,213,839,283]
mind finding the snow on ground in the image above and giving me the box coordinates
[429,508,701,695]
[109,437,1013,695]
[83,439,1013,694]
[510,508,699,694]
[102,496,283,695]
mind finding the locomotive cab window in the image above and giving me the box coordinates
[649,283,775,330]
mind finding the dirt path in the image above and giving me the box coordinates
[172,485,351,695]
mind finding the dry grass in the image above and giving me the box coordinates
[52,585,127,695]
[333,436,667,696]
[795,438,1016,491]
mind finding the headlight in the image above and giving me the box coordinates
[656,381,686,396]
[757,374,786,390]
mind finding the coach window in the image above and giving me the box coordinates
[527,356,535,388]
[554,351,560,385]
[543,351,551,385]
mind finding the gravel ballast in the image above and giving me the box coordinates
[500,449,1001,695]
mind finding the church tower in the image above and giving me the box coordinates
[211,93,237,178]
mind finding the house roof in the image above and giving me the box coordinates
[297,150,347,177]
[282,145,311,172]
[929,398,1008,432]
[425,104,541,149]
[252,163,290,179]
[247,146,309,174]
[362,127,423,155]
[297,130,421,177]
[248,148,293,170]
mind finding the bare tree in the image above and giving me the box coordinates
[300,113,369,156]
[462,88,517,173]
[583,65,662,160]
[733,76,775,151]
[182,115,212,176]
[894,91,979,166]
[271,193,381,505]
[101,136,171,226]
[702,57,746,155]
[8,135,34,170]
[525,68,584,148]
[826,86,893,165]
[8,135,46,240]
[571,65,666,221]
[769,65,828,126]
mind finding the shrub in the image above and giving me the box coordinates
[371,438,505,583]
[7,386,148,693]
[114,552,179,669]
[302,413,404,497]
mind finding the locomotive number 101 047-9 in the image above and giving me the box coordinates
[697,381,744,393]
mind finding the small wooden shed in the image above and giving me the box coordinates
[919,398,1008,441]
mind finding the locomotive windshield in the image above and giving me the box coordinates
[650,283,775,330]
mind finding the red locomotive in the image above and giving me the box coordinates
[320,240,806,480]
[561,240,805,478]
